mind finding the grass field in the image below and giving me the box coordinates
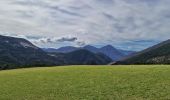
[0,65,170,100]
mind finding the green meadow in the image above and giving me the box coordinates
[0,65,170,100]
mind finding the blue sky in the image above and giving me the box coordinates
[0,0,170,51]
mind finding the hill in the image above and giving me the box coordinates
[114,39,170,64]
[0,65,169,100]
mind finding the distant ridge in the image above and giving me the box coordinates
[43,46,78,53]
[49,49,112,65]
[43,45,135,61]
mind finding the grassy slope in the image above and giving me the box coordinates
[0,65,169,100]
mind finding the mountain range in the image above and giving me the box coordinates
[0,35,112,69]
[113,39,170,64]
[43,45,135,61]
[1,34,170,70]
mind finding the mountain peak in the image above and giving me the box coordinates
[101,45,116,50]
[83,45,99,53]
[84,45,97,48]
[106,45,113,47]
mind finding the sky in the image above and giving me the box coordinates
[0,0,170,51]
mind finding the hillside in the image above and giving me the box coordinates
[114,39,170,64]
[0,35,63,69]
[0,65,169,100]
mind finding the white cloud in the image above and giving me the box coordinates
[0,0,170,50]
